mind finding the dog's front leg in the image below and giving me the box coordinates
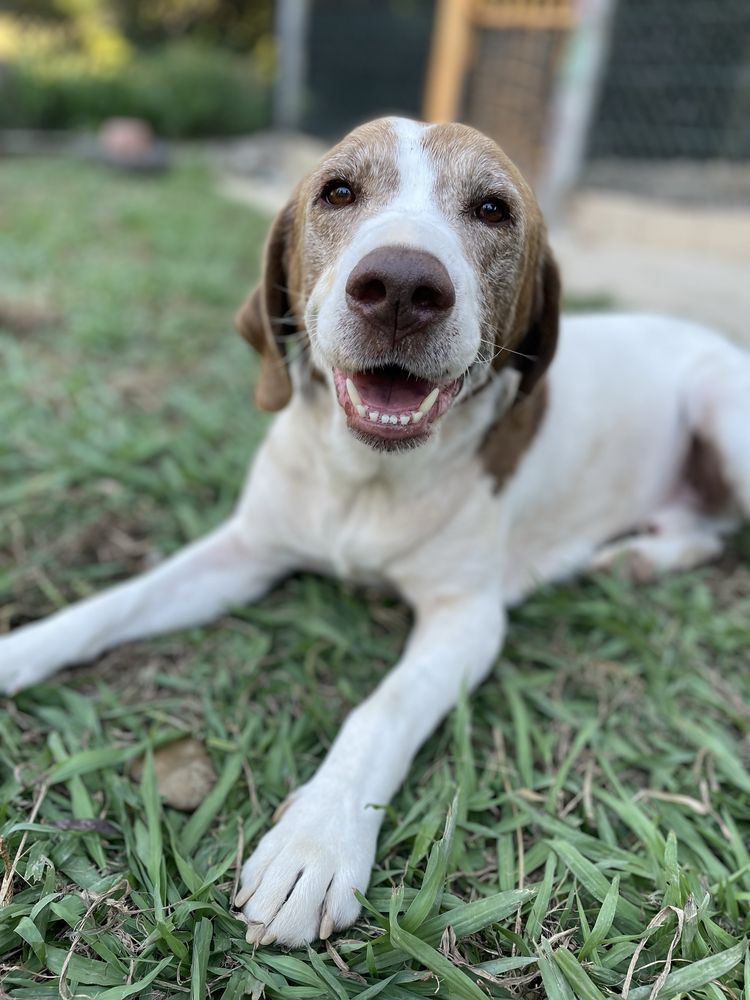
[237,586,505,947]
[0,515,289,694]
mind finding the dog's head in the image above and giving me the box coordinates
[236,117,559,449]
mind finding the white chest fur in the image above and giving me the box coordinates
[238,386,504,592]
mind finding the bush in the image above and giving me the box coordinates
[0,41,270,137]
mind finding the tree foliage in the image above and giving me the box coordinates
[2,0,273,53]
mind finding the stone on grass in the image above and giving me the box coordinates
[131,738,216,812]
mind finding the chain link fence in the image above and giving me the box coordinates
[583,0,750,204]
[424,0,750,206]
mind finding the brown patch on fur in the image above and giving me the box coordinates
[480,380,548,491]
[685,433,733,514]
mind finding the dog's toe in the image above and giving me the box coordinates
[235,784,376,947]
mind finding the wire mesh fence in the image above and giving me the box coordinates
[426,0,750,206]
[583,0,750,204]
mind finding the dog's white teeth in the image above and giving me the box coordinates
[346,378,363,408]
[362,409,428,427]
[418,387,440,415]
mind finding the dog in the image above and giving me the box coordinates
[2,117,749,947]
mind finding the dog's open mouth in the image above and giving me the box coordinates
[333,365,461,442]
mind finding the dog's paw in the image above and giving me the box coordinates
[590,542,658,583]
[234,782,378,947]
[0,625,59,695]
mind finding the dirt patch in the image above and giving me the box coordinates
[0,298,63,338]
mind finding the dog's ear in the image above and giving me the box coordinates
[506,244,561,397]
[515,245,560,396]
[235,201,296,412]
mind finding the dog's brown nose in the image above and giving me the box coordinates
[346,246,455,337]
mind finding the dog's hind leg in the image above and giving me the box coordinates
[0,515,289,694]
[593,336,750,584]
[686,335,750,519]
[590,515,725,583]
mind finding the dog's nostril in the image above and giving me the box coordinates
[412,284,446,310]
[355,278,387,305]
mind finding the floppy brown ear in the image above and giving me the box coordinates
[235,202,296,412]
[513,246,561,397]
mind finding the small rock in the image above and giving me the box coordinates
[100,117,154,158]
[96,117,171,173]
[131,738,217,812]
[0,299,63,337]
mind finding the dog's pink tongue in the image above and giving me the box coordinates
[351,371,432,411]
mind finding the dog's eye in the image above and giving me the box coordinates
[474,198,510,225]
[322,180,356,207]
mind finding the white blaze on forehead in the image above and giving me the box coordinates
[344,117,466,264]
[389,117,434,214]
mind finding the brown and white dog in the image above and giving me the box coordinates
[2,118,749,946]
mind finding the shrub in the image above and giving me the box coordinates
[0,41,270,137]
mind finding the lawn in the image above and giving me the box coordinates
[1,155,749,1000]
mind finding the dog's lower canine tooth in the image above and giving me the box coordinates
[418,387,440,415]
[356,404,367,417]
[346,378,363,408]
[368,410,379,422]
[411,410,423,423]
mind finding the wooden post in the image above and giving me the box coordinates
[423,0,474,122]
[536,0,618,222]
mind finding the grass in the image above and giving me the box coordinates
[1,155,749,1000]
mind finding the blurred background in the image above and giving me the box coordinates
[1,0,749,337]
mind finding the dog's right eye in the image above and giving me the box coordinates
[321,180,356,207]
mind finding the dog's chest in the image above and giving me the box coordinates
[249,403,500,588]
[306,477,456,583]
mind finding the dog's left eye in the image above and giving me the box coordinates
[321,180,356,207]
[474,198,511,225]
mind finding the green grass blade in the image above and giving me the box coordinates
[625,940,747,1000]
[180,750,244,854]
[552,947,607,1000]
[190,917,213,1000]
[139,751,165,923]
[537,940,576,1000]
[551,840,641,930]
[402,794,457,932]
[95,957,174,999]
[419,887,537,940]
[578,875,620,961]
[306,946,349,1000]
[388,891,488,1000]
[526,851,557,941]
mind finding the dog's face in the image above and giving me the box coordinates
[237,117,559,450]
